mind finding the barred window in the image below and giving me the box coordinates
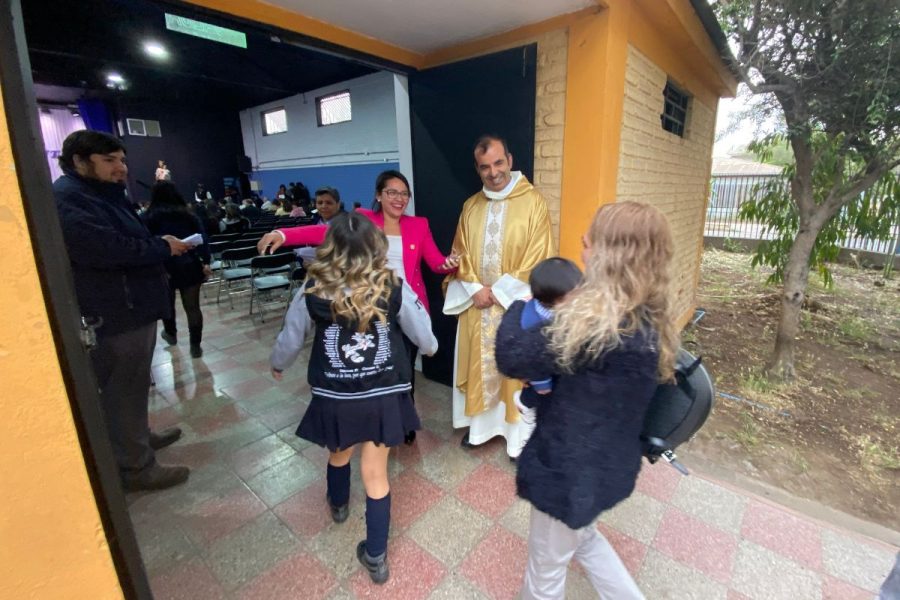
[317,91,351,126]
[661,81,689,137]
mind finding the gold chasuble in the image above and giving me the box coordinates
[444,173,554,455]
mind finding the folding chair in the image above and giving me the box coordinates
[209,233,240,245]
[248,252,295,322]
[201,240,230,297]
[216,246,258,308]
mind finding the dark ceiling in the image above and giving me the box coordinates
[22,0,379,111]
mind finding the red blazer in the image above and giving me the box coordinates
[278,208,453,313]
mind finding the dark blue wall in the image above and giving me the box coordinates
[254,162,400,208]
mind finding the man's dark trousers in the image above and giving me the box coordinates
[90,322,157,473]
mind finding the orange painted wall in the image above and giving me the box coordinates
[0,84,123,599]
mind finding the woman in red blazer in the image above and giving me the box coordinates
[258,171,459,443]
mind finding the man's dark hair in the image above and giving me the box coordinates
[59,130,125,171]
[529,257,583,306]
[315,186,342,203]
[473,134,509,157]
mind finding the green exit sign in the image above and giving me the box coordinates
[165,14,247,49]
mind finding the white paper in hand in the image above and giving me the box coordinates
[181,233,203,247]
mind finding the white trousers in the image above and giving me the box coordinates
[521,507,645,600]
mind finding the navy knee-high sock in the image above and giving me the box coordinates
[365,493,391,557]
[326,463,350,506]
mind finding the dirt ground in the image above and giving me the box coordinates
[683,248,899,531]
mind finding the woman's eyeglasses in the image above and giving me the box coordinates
[383,189,411,199]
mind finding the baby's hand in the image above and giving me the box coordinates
[271,368,283,381]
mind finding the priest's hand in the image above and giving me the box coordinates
[472,286,494,309]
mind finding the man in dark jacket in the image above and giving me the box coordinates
[54,130,191,492]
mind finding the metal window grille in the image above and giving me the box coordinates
[317,91,351,126]
[661,81,689,137]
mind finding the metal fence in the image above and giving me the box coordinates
[704,174,900,256]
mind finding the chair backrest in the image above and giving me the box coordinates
[221,246,259,264]
[209,233,240,244]
[208,241,230,256]
[250,252,295,271]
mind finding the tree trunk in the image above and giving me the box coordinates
[767,222,822,380]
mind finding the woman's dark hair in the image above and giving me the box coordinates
[59,130,125,171]
[529,257,583,306]
[315,186,342,204]
[372,170,411,212]
[150,181,188,212]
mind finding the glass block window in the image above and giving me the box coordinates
[317,91,351,126]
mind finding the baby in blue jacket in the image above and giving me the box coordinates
[516,257,583,422]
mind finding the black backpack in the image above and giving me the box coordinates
[641,348,714,474]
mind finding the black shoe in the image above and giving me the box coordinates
[190,344,203,358]
[404,430,416,446]
[356,541,389,584]
[149,427,182,450]
[123,463,189,492]
[160,330,177,346]
[327,494,349,523]
[460,432,476,449]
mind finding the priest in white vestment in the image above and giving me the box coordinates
[443,135,555,457]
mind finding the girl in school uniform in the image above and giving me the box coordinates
[270,211,438,585]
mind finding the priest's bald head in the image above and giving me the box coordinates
[474,134,513,193]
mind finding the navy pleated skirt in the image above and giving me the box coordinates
[296,392,420,451]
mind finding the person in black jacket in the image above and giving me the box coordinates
[54,130,191,492]
[494,202,680,600]
[145,181,212,358]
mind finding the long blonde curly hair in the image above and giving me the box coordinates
[545,201,679,381]
[305,212,397,332]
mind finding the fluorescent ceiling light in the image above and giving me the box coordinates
[143,41,169,59]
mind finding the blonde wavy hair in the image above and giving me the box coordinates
[545,201,679,381]
[305,212,398,332]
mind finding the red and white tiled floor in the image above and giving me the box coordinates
[132,293,898,599]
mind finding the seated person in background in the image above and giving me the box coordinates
[289,199,307,218]
[260,196,274,212]
[514,257,583,446]
[194,183,212,203]
[203,198,221,236]
[275,199,292,217]
[353,201,362,210]
[241,198,261,220]
[275,184,288,201]
[311,186,343,225]
[220,203,250,233]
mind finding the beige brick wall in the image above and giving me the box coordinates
[616,44,716,323]
[532,29,568,244]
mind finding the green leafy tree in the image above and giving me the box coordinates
[714,0,900,380]
[740,134,900,289]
